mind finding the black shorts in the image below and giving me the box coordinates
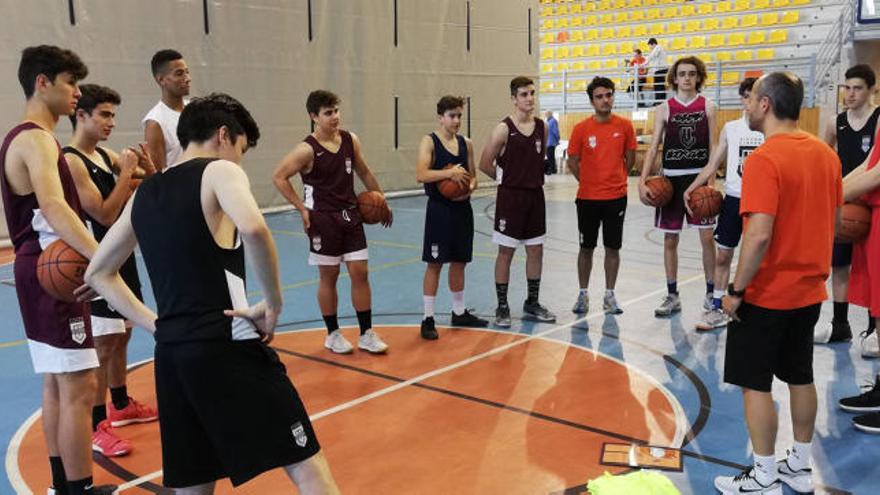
[714,195,743,249]
[724,302,820,392]
[493,187,546,246]
[575,196,627,250]
[155,339,321,488]
[831,241,853,268]
[422,197,474,263]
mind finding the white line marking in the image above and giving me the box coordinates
[115,470,163,492]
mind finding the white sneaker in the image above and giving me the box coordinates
[324,330,353,354]
[703,293,714,311]
[654,293,681,317]
[603,293,623,315]
[358,329,389,354]
[714,468,782,495]
[696,308,728,331]
[813,322,833,344]
[572,293,588,314]
[861,329,880,358]
[776,453,813,493]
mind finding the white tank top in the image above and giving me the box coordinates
[142,100,187,167]
[723,116,764,197]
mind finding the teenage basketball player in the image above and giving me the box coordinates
[143,49,190,171]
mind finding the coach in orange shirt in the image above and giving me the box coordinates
[716,72,842,495]
[566,77,636,315]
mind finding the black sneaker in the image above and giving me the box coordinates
[839,375,880,412]
[420,317,438,340]
[523,300,557,323]
[451,309,489,328]
[829,320,853,343]
[49,486,118,495]
[853,411,880,433]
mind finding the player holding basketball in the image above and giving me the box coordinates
[65,84,158,458]
[273,90,391,354]
[143,49,190,171]
[684,77,764,330]
[479,76,556,327]
[717,72,841,495]
[85,93,340,494]
[638,56,718,317]
[415,95,488,340]
[0,46,115,495]
[816,64,880,344]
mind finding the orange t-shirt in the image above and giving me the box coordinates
[567,115,637,200]
[740,131,843,310]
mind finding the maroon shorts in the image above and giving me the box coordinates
[654,174,715,232]
[307,208,368,265]
[493,187,546,247]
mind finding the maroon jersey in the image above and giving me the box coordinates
[662,95,710,172]
[0,122,92,351]
[302,130,358,211]
[497,117,545,189]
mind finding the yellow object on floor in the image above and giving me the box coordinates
[587,470,681,495]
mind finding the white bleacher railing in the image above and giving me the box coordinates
[813,0,857,104]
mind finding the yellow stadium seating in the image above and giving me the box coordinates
[633,25,649,37]
[572,4,584,14]
[754,0,771,9]
[584,15,598,26]
[541,63,554,74]
[761,12,780,26]
[757,48,775,60]
[667,22,683,34]
[716,2,731,13]
[599,13,614,24]
[571,17,584,28]
[585,2,597,11]
[613,0,627,8]
[782,11,800,24]
[541,33,555,44]
[644,0,658,5]
[670,37,687,50]
[556,46,570,59]
[541,81,559,93]
[631,10,645,22]
[690,36,706,49]
[705,73,717,86]
[604,59,620,69]
[556,5,569,16]
[588,60,602,70]
[716,51,733,62]
[769,29,788,43]
[681,5,696,16]
[570,30,584,42]
[723,72,740,85]
[772,0,790,5]
[599,0,612,9]
[630,0,644,7]
[540,7,553,17]
[614,12,629,24]
[541,47,555,60]
[556,62,570,71]
[791,0,810,4]
[646,8,661,20]
[733,0,750,11]
[570,80,587,92]
[728,32,746,46]
[748,31,767,44]
[585,29,599,41]
[708,34,726,48]
[661,6,678,19]
[586,45,601,57]
[571,61,585,71]
[741,14,758,28]
[722,17,738,29]
[602,43,618,56]
[698,3,713,15]
[696,52,713,63]
[685,20,702,32]
[703,18,719,31]
[650,24,665,35]
[619,41,635,54]
[601,27,615,39]
[555,18,570,29]
[542,19,554,30]
[617,25,632,38]
[735,50,753,61]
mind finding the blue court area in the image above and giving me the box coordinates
[1,176,878,494]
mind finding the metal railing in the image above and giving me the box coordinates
[814,0,857,103]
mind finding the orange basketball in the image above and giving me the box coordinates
[836,202,872,243]
[357,191,388,224]
[36,239,89,303]
[643,176,673,207]
[438,165,470,199]
[688,186,723,219]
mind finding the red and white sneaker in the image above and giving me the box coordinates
[92,420,132,457]
[108,397,158,427]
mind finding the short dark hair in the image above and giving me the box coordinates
[306,90,340,116]
[755,72,804,121]
[151,49,184,77]
[845,64,876,88]
[510,76,534,96]
[177,93,260,149]
[70,84,121,129]
[587,77,615,101]
[648,38,658,46]
[738,77,758,97]
[634,48,642,55]
[18,45,87,99]
[437,95,465,115]
[667,56,707,92]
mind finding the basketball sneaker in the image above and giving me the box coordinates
[714,468,782,495]
[49,485,118,495]
[853,411,880,433]
[654,294,681,317]
[603,293,623,315]
[523,301,556,323]
[451,309,489,327]
[839,375,880,412]
[495,306,512,328]
[703,293,714,311]
[108,397,158,427]
[776,452,813,493]
[696,309,728,331]
[814,321,853,344]
[92,420,132,457]
[421,317,438,340]
[325,330,354,354]
[860,328,880,358]
[571,293,588,314]
[358,329,389,354]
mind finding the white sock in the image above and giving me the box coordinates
[788,441,812,471]
[753,453,777,485]
[423,295,435,319]
[451,291,465,315]
[605,289,614,298]
[713,289,725,300]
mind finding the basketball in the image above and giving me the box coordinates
[358,190,388,224]
[643,176,673,207]
[688,186,723,219]
[437,164,470,199]
[836,203,872,243]
[36,239,89,303]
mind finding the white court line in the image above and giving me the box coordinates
[115,470,163,492]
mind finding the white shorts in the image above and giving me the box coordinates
[492,231,545,248]
[27,339,99,374]
[308,248,369,266]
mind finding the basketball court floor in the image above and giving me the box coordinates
[1,176,878,494]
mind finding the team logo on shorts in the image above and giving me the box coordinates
[431,244,439,259]
[345,158,352,174]
[69,317,86,345]
[535,140,542,154]
[588,135,597,149]
[499,219,507,232]
[579,232,584,243]
[291,422,308,447]
[863,135,872,153]
[312,235,322,251]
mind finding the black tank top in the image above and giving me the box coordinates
[836,107,880,176]
[302,130,358,211]
[497,117,545,189]
[425,133,468,201]
[132,158,257,343]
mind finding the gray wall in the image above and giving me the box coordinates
[0,0,538,239]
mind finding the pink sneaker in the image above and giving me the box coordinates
[92,420,132,457]
[108,397,158,427]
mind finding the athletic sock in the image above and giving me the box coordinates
[356,310,372,335]
[706,281,714,295]
[713,289,725,310]
[788,440,812,471]
[49,456,67,494]
[451,291,465,316]
[67,476,93,495]
[868,312,876,332]
[109,385,128,410]
[667,280,678,295]
[753,453,777,485]
[833,302,849,323]
[526,278,541,305]
[423,296,436,319]
[605,289,614,298]
[92,405,106,431]
[495,283,509,309]
[323,314,339,336]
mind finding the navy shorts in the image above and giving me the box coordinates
[422,197,474,263]
[576,196,627,250]
[714,195,743,249]
[831,242,853,268]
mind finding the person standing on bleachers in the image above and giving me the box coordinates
[545,110,560,175]
[645,38,668,105]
